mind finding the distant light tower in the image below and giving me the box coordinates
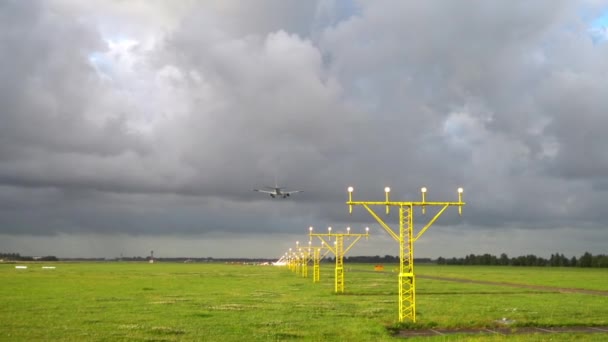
[295,241,301,275]
[309,226,370,293]
[293,240,311,278]
[150,250,154,264]
[288,247,296,272]
[347,186,465,322]
[306,230,331,283]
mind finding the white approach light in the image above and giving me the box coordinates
[421,187,427,193]
[384,187,391,193]
[458,187,464,193]
[347,186,354,193]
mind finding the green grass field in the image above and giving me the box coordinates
[415,265,608,291]
[1,262,607,341]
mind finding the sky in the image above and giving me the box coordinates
[2,0,608,259]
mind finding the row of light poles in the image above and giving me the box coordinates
[308,226,370,293]
[277,185,465,323]
[279,224,370,290]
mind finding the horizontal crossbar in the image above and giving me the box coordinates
[347,201,464,206]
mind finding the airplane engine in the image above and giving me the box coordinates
[270,194,275,198]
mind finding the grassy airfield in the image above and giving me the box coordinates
[1,262,607,341]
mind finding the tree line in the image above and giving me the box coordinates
[0,252,58,261]
[3,251,607,267]
[333,252,608,268]
[436,252,608,268]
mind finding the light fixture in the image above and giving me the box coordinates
[421,187,427,214]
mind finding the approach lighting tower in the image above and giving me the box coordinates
[307,241,331,283]
[300,241,331,283]
[292,244,303,275]
[288,248,296,272]
[347,186,464,322]
[295,241,303,276]
[300,241,325,280]
[309,226,369,293]
[295,241,311,278]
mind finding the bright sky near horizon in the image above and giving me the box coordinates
[1,0,608,259]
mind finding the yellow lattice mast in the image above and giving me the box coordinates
[295,241,313,278]
[287,249,293,271]
[313,246,321,282]
[309,226,370,293]
[347,186,464,322]
[294,241,304,277]
[304,241,328,283]
[288,247,300,274]
[293,243,305,277]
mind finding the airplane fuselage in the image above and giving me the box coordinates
[269,188,290,198]
[254,186,299,198]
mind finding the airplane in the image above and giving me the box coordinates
[253,185,303,198]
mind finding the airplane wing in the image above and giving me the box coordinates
[253,189,275,194]
[283,190,303,194]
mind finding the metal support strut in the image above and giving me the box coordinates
[309,226,369,293]
[347,186,464,322]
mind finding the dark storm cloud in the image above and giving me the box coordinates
[1,1,608,257]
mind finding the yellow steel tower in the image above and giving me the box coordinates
[288,247,300,274]
[347,186,464,322]
[309,226,369,293]
[295,241,307,277]
[313,246,321,282]
[305,241,328,283]
[288,248,295,271]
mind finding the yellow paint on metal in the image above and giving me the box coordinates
[347,187,464,322]
[335,235,344,292]
[301,249,308,278]
[309,227,369,293]
[303,245,326,283]
[313,247,321,282]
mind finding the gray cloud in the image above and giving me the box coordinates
[1,0,608,258]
